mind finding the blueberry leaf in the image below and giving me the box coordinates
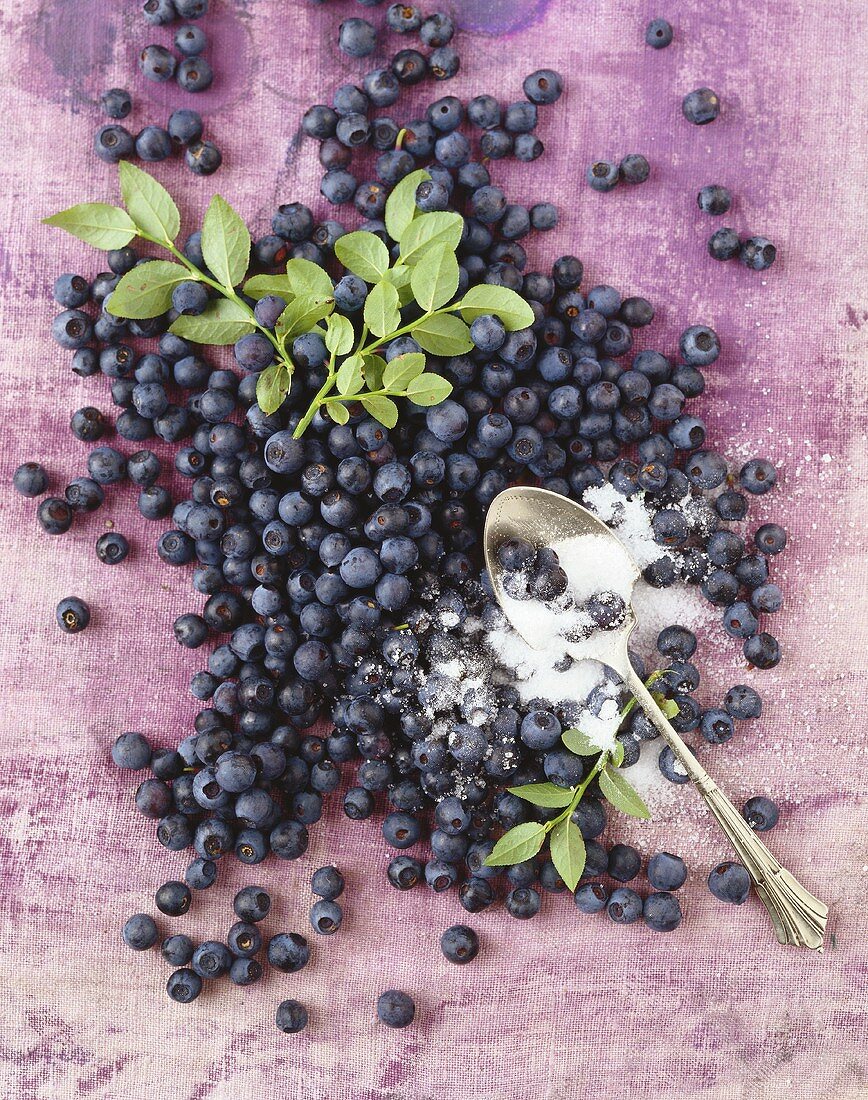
[653,691,680,719]
[118,162,180,244]
[507,782,575,808]
[483,822,546,867]
[325,314,356,357]
[336,353,364,396]
[327,401,350,425]
[362,353,387,391]
[105,260,189,319]
[359,394,399,429]
[42,203,138,250]
[256,361,291,415]
[609,740,625,767]
[242,274,293,301]
[549,819,586,891]
[285,258,334,299]
[275,296,334,343]
[399,212,463,266]
[410,243,459,312]
[411,313,473,356]
[458,284,536,330]
[169,298,256,345]
[562,728,601,757]
[334,231,390,283]
[382,352,426,391]
[403,372,452,407]
[599,764,651,820]
[201,194,251,289]
[384,168,430,244]
[364,280,401,339]
[385,264,415,306]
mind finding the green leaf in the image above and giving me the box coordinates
[399,212,464,267]
[653,692,679,719]
[385,264,415,306]
[170,298,256,345]
[362,353,387,391]
[105,260,189,319]
[412,313,473,356]
[483,822,546,868]
[458,284,536,331]
[201,194,251,289]
[359,394,399,429]
[384,168,430,244]
[599,765,651,820]
[363,280,401,339]
[334,231,390,283]
[325,314,355,357]
[256,362,291,415]
[118,161,180,243]
[410,243,460,312]
[403,372,452,407]
[242,274,293,301]
[327,401,350,425]
[562,728,603,757]
[42,203,138,250]
[610,740,625,768]
[382,352,426,391]
[285,258,334,299]
[549,819,586,891]
[507,782,575,808]
[275,296,334,343]
[336,353,364,396]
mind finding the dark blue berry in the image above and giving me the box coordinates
[707,861,750,904]
[276,999,308,1033]
[645,18,673,47]
[647,852,688,891]
[123,913,158,950]
[377,989,415,1028]
[682,87,720,124]
[643,891,682,931]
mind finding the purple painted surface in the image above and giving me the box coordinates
[1,1,867,1098]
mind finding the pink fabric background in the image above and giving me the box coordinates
[1,1,866,1097]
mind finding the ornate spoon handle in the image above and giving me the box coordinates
[623,668,828,952]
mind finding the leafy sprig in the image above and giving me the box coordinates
[44,164,535,437]
[483,671,670,891]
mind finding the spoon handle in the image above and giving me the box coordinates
[623,668,828,952]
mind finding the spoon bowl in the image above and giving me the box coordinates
[483,486,828,952]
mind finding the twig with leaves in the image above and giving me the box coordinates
[44,164,535,438]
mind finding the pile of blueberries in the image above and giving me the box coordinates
[140,0,214,93]
[12,1,796,1028]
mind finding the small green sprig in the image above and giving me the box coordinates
[43,164,535,438]
[484,671,675,891]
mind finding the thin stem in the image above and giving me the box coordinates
[293,352,337,439]
[357,305,453,356]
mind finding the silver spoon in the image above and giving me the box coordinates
[484,486,828,951]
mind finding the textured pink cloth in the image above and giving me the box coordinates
[1,1,867,1098]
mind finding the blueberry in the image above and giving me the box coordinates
[523,68,563,104]
[377,989,415,1028]
[658,744,691,784]
[267,932,310,973]
[697,184,731,215]
[175,23,207,56]
[682,87,720,124]
[574,882,609,913]
[429,46,460,80]
[136,125,173,161]
[95,531,130,566]
[227,921,262,958]
[740,237,777,271]
[742,795,779,831]
[176,56,213,92]
[13,462,48,497]
[420,12,454,46]
[643,891,682,932]
[620,154,650,184]
[233,886,271,923]
[184,858,216,891]
[530,202,559,230]
[310,899,343,935]
[192,940,233,979]
[457,877,493,913]
[175,0,208,16]
[112,733,151,774]
[680,324,720,366]
[608,843,641,882]
[723,684,762,720]
[339,17,377,58]
[38,497,73,534]
[645,18,673,47]
[647,852,688,891]
[391,48,427,85]
[65,478,104,514]
[382,811,421,849]
[139,44,176,82]
[142,0,177,20]
[505,886,541,919]
[123,913,159,951]
[155,880,192,916]
[707,861,751,904]
[755,523,787,555]
[229,958,262,986]
[52,308,93,349]
[161,934,195,967]
[700,707,735,744]
[55,595,90,634]
[606,887,643,924]
[743,632,781,669]
[94,124,134,163]
[166,968,202,1003]
[440,924,479,964]
[54,273,91,308]
[587,160,619,192]
[186,140,222,175]
[276,999,309,1033]
[751,583,782,614]
[386,4,422,33]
